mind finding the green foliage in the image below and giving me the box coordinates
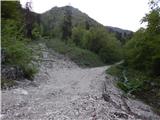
[1,1,37,80]
[23,65,38,80]
[45,38,104,67]
[50,27,62,38]
[115,0,160,113]
[87,27,122,63]
[118,2,160,71]
[107,64,160,114]
[71,26,89,48]
[32,23,42,39]
[107,65,148,94]
[124,26,160,75]
[124,0,160,75]
[118,70,147,94]
[72,27,84,46]
[71,26,122,64]
[1,1,22,20]
[86,27,107,53]
[40,6,122,64]
[2,19,36,79]
[122,0,160,95]
[106,65,123,77]
[148,10,160,34]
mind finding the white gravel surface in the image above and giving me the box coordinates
[1,44,160,120]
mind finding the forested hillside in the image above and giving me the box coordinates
[40,6,122,64]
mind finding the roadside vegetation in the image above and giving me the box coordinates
[1,1,39,88]
[107,0,160,114]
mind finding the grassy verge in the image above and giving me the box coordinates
[44,38,105,67]
[106,64,160,115]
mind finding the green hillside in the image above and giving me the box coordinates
[40,6,122,64]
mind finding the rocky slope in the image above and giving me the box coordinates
[106,26,133,43]
[1,43,160,120]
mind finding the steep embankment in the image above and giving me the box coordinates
[1,43,160,120]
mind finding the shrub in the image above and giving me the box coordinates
[32,23,42,40]
[87,27,122,63]
[71,26,122,64]
[72,27,84,46]
[71,26,90,48]
[107,65,148,94]
[124,29,160,76]
[23,64,38,80]
[2,19,37,80]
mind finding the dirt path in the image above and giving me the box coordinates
[1,44,160,120]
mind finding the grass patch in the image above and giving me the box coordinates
[44,38,104,67]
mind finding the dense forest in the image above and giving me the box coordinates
[1,0,160,115]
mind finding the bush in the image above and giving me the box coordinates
[71,26,90,48]
[2,19,37,80]
[72,26,122,64]
[119,70,147,94]
[124,6,160,76]
[106,65,123,77]
[32,23,42,40]
[72,27,85,47]
[87,27,122,63]
[23,65,38,80]
[107,65,148,94]
[124,29,160,75]
[86,27,108,53]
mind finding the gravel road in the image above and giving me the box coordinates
[1,44,160,120]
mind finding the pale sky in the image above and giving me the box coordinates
[20,0,150,31]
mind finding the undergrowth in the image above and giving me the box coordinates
[44,38,105,67]
[106,64,160,115]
